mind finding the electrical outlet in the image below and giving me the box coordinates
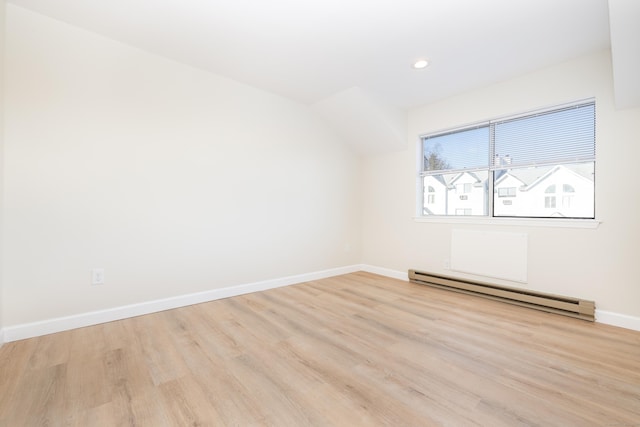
[92,268,105,285]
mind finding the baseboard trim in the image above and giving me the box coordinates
[3,265,639,342]
[359,265,640,332]
[3,264,361,342]
[595,310,640,332]
[360,264,408,281]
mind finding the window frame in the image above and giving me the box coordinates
[415,99,599,228]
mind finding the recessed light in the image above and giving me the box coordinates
[413,59,430,69]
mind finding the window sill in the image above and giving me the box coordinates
[413,216,601,229]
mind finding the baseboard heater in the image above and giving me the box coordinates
[409,270,595,321]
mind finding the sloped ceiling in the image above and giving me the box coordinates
[312,87,407,155]
[6,0,637,154]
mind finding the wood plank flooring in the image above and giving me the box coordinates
[1,271,639,426]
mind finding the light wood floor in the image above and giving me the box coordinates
[1,272,639,426]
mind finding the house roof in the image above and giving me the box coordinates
[495,164,594,189]
[524,164,594,191]
[449,171,483,188]
[430,164,594,192]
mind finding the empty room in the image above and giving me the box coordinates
[1,0,639,425]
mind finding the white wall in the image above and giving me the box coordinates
[5,6,639,333]
[3,5,362,326]
[362,50,640,319]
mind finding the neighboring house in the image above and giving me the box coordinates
[512,164,595,218]
[425,164,594,218]
[447,172,487,216]
[424,171,487,216]
[493,172,526,216]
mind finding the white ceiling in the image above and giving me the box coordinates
[7,0,638,155]
[7,0,615,109]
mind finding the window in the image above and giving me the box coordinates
[545,196,556,209]
[457,183,472,193]
[426,186,435,204]
[419,100,595,219]
[561,184,574,208]
[455,209,472,216]
[498,187,516,197]
[544,185,557,209]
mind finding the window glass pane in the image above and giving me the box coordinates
[493,162,594,218]
[545,197,556,208]
[423,171,488,216]
[423,126,489,171]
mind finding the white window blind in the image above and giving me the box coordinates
[492,102,595,170]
